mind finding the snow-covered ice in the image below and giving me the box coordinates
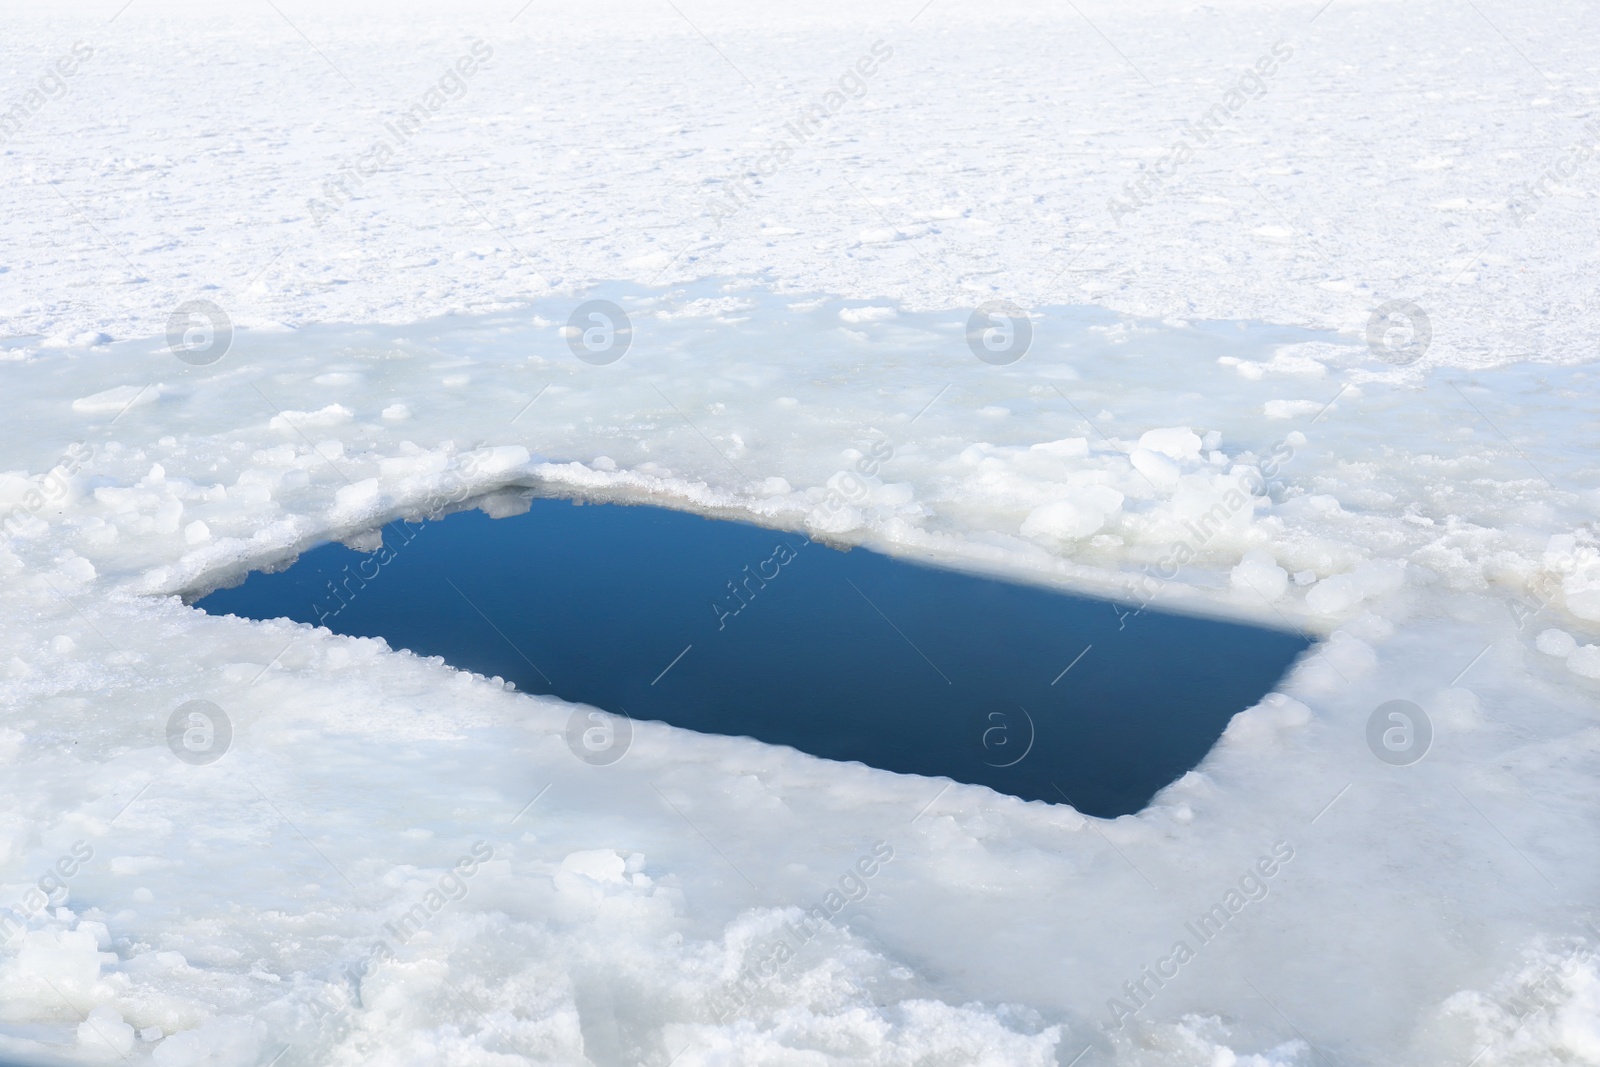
[2,0,1599,1064]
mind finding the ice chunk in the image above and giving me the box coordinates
[332,478,381,515]
[1535,629,1577,657]
[464,445,531,476]
[1564,579,1600,621]
[77,1005,135,1057]
[1568,645,1600,679]
[1020,486,1124,540]
[1030,438,1089,458]
[268,404,352,431]
[3,929,102,1001]
[1306,573,1362,614]
[55,556,96,584]
[839,306,896,323]
[1130,447,1181,486]
[561,849,627,883]
[71,384,160,415]
[1232,549,1289,600]
[1305,560,1406,615]
[1264,399,1323,419]
[1224,693,1312,747]
[1137,426,1201,461]
[150,1016,265,1067]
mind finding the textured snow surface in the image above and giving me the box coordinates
[2,1,1599,1065]
[4,0,1600,366]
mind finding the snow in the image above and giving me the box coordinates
[1,0,1598,1064]
[4,0,1600,370]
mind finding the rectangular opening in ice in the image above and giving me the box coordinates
[195,495,1309,816]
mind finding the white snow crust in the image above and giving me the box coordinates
[2,1,1598,1065]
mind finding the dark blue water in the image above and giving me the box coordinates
[197,497,1308,816]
